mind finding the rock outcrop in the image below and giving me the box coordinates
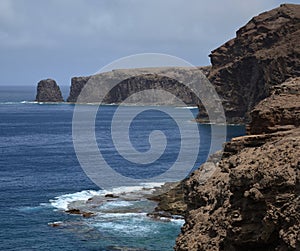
[66,76,90,102]
[66,67,210,105]
[197,4,300,123]
[174,78,300,250]
[35,79,64,102]
[248,77,300,135]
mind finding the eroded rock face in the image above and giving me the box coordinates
[65,67,210,105]
[66,76,90,102]
[35,79,64,102]
[249,77,300,135]
[175,77,300,250]
[197,4,300,123]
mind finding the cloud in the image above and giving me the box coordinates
[0,0,294,85]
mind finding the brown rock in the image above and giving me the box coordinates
[175,76,300,250]
[197,4,300,123]
[248,77,300,135]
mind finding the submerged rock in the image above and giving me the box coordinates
[48,221,64,227]
[35,79,64,102]
[65,208,95,217]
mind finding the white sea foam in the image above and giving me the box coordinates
[20,101,38,104]
[0,101,20,105]
[170,218,185,225]
[91,215,158,236]
[17,205,44,212]
[49,182,165,211]
[49,190,105,210]
[175,106,198,109]
[95,212,146,218]
[98,200,134,210]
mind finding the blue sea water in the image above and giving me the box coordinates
[0,86,245,251]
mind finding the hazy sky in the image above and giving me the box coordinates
[0,0,296,86]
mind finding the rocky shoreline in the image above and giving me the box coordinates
[151,4,300,250]
[35,66,210,106]
[174,77,300,250]
[40,3,300,250]
[35,3,300,124]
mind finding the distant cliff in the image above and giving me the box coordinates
[197,3,300,123]
[35,79,64,102]
[66,76,90,103]
[175,77,300,251]
[66,66,210,105]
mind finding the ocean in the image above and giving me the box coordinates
[0,85,245,251]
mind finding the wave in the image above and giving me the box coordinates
[17,203,51,212]
[0,101,25,105]
[175,106,198,109]
[49,182,165,211]
[49,190,104,210]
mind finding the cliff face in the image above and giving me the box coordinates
[35,79,64,102]
[175,78,300,250]
[66,67,210,105]
[66,76,90,102]
[197,4,300,123]
[249,77,300,134]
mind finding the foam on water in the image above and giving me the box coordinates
[99,200,134,210]
[49,190,105,210]
[49,182,165,211]
[17,205,45,212]
[175,106,198,109]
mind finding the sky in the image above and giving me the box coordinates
[0,0,297,86]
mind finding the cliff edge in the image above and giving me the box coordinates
[197,4,300,123]
[66,67,210,105]
[174,77,300,250]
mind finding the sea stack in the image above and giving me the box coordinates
[35,79,64,102]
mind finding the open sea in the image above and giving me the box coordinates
[0,85,245,251]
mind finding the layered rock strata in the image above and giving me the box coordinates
[175,78,300,250]
[197,4,300,123]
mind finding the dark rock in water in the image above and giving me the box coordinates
[197,4,300,123]
[48,221,64,227]
[65,208,81,215]
[148,182,187,216]
[104,193,119,198]
[82,212,94,218]
[35,79,64,102]
[65,208,94,217]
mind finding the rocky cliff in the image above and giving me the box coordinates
[174,78,300,250]
[197,4,300,123]
[35,79,64,102]
[66,66,210,105]
[66,76,90,102]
